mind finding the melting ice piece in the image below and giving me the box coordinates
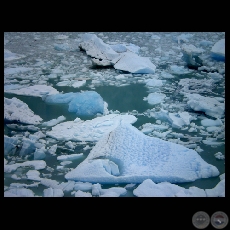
[211,39,225,61]
[185,93,225,118]
[65,123,219,184]
[4,97,43,125]
[46,114,137,142]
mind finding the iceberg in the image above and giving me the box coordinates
[65,123,219,184]
[4,135,18,155]
[211,39,225,61]
[4,97,43,125]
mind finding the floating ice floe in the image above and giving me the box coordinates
[4,85,59,97]
[74,190,92,197]
[43,188,64,197]
[57,153,84,161]
[42,116,66,127]
[45,91,107,116]
[181,44,204,69]
[185,93,225,118]
[4,97,43,125]
[133,178,224,197]
[143,92,166,105]
[91,183,127,197]
[170,65,190,75]
[65,123,219,184]
[4,160,46,173]
[201,118,223,127]
[211,39,225,61]
[4,49,25,61]
[46,114,137,142]
[152,109,194,129]
[176,33,194,44]
[4,188,35,197]
[57,80,86,88]
[208,72,223,83]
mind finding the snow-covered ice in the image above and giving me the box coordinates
[4,97,43,125]
[65,123,219,184]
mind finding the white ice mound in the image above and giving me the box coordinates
[211,39,225,61]
[185,93,225,118]
[46,114,137,142]
[4,97,43,125]
[113,52,156,74]
[65,123,219,184]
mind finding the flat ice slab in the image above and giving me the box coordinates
[4,97,43,125]
[46,114,137,142]
[4,85,59,97]
[65,123,219,184]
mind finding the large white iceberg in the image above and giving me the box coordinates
[65,123,219,184]
[4,97,43,125]
[46,114,137,142]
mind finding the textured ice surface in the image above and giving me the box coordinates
[4,188,35,197]
[45,91,105,116]
[4,97,43,125]
[211,39,225,61]
[185,93,225,118]
[170,65,190,75]
[65,123,219,184]
[46,114,137,142]
[133,178,224,197]
[4,85,59,97]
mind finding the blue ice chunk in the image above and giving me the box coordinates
[34,148,46,160]
[19,138,36,156]
[4,135,18,155]
[68,91,104,116]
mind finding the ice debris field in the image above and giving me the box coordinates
[4,32,225,197]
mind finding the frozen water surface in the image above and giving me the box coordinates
[4,32,225,197]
